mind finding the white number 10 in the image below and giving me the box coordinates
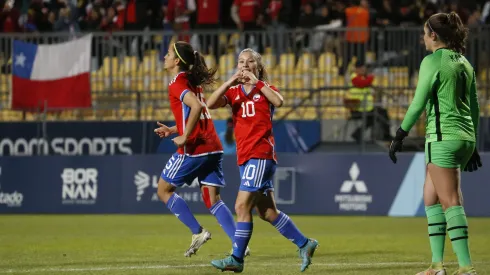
[241,101,255,118]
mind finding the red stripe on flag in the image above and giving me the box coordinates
[11,73,92,110]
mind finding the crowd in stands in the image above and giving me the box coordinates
[1,0,490,75]
[1,0,489,36]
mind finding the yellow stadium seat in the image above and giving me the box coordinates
[122,56,140,75]
[218,53,236,80]
[278,53,295,74]
[261,53,276,71]
[317,52,337,73]
[203,54,216,69]
[296,53,315,73]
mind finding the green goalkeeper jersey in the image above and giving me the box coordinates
[401,48,480,143]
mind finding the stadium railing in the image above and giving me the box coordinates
[0,27,489,141]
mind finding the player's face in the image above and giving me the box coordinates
[237,52,258,78]
[164,45,179,70]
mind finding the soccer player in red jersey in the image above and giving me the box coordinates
[207,48,318,273]
[155,41,249,258]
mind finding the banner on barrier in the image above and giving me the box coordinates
[0,121,320,156]
[1,154,489,216]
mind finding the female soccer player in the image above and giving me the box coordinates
[389,12,481,275]
[155,41,249,258]
[207,48,318,273]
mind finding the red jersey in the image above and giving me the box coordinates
[224,83,278,165]
[197,0,219,24]
[233,0,261,23]
[169,72,223,156]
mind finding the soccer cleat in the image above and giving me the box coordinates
[211,255,244,273]
[298,239,319,272]
[451,267,477,275]
[415,263,446,275]
[228,246,251,257]
[184,228,212,257]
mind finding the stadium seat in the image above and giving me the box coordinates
[218,53,236,81]
[296,52,315,74]
[277,53,295,74]
[203,54,216,69]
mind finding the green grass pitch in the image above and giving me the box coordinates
[1,215,489,274]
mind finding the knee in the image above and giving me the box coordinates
[157,180,173,204]
[235,201,251,219]
[440,195,462,210]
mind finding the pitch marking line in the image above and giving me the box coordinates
[2,261,487,273]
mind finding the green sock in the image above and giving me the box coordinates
[425,204,446,264]
[446,206,472,268]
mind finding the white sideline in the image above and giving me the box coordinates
[1,261,482,274]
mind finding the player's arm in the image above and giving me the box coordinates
[180,92,204,139]
[207,82,232,109]
[257,82,283,107]
[207,70,242,109]
[469,71,480,139]
[400,56,438,132]
[242,70,284,107]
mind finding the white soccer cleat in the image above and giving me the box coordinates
[184,228,212,257]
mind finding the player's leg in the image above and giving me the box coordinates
[211,159,264,272]
[255,189,318,272]
[428,141,476,274]
[417,151,447,275]
[199,154,238,244]
[202,185,252,257]
[210,190,255,273]
[157,153,210,257]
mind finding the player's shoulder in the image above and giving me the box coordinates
[169,72,188,87]
[226,84,241,94]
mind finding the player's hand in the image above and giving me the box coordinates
[463,149,482,172]
[172,135,187,147]
[242,70,258,85]
[389,127,408,164]
[226,69,243,86]
[154,121,173,138]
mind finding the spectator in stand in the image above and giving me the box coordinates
[346,60,392,143]
[343,0,370,75]
[1,0,21,33]
[25,0,52,33]
[231,0,263,53]
[296,2,319,53]
[261,0,294,61]
[195,0,221,63]
[53,2,80,35]
[124,0,153,61]
[166,0,196,42]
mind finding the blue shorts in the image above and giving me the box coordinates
[239,159,276,192]
[161,153,225,188]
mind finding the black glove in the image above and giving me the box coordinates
[389,127,408,164]
[463,149,482,172]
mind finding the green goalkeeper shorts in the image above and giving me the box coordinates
[425,140,475,169]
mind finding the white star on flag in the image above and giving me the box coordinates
[15,53,26,67]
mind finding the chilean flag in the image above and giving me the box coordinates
[11,34,92,110]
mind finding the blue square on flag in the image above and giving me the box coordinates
[12,40,37,79]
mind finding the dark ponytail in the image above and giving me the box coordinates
[173,41,217,89]
[426,12,468,54]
